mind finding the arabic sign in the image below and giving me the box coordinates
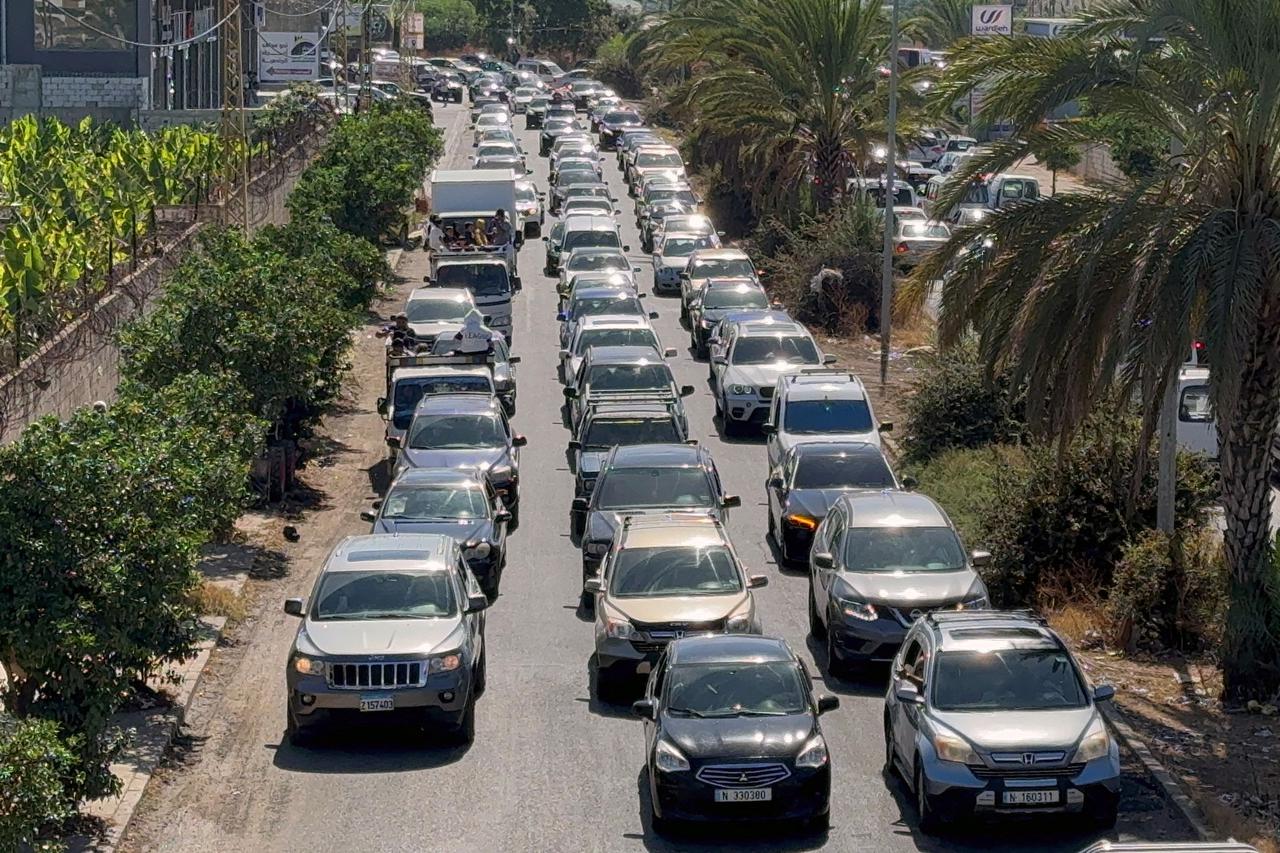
[258,31,321,82]
[971,4,1013,35]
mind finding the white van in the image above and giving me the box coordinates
[922,174,990,219]
[515,58,565,84]
[986,173,1041,210]
[1176,367,1216,457]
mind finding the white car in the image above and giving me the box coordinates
[473,113,512,144]
[559,315,664,386]
[652,232,718,292]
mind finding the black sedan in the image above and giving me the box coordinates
[597,110,644,150]
[361,468,511,599]
[633,635,838,833]
[766,441,905,566]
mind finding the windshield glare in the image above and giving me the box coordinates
[312,571,457,620]
[731,335,819,365]
[637,152,684,168]
[702,287,768,310]
[575,296,643,318]
[793,453,894,489]
[577,328,658,352]
[435,264,511,296]
[565,231,621,251]
[381,485,490,520]
[784,399,873,434]
[649,189,697,206]
[409,413,505,449]
[842,526,966,572]
[692,259,754,279]
[568,252,625,270]
[406,299,470,323]
[931,649,1088,711]
[586,363,671,392]
[583,418,678,447]
[662,237,712,256]
[609,545,741,597]
[667,662,807,717]
[595,467,715,509]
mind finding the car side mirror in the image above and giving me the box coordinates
[567,439,583,450]
[762,423,776,435]
[632,265,642,273]
[1094,684,1116,702]
[376,397,388,416]
[583,577,603,594]
[360,508,377,522]
[901,475,918,491]
[816,694,840,715]
[722,494,742,508]
[823,354,838,365]
[747,574,769,589]
[970,549,992,567]
[557,311,569,321]
[422,274,432,283]
[542,236,549,241]
[283,598,305,617]
[563,387,578,399]
[512,276,522,291]
[571,496,590,512]
[894,683,924,705]
[879,421,893,432]
[632,698,656,720]
[767,474,784,489]
[386,435,401,449]
[508,356,521,364]
[614,208,621,215]
[712,355,727,365]
[494,509,512,523]
[812,552,835,570]
[465,593,490,613]
[622,245,632,252]
[663,347,677,358]
[679,384,695,397]
[513,434,528,447]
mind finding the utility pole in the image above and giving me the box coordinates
[878,0,901,385]
[359,4,370,112]
[219,0,250,232]
[1157,133,1189,535]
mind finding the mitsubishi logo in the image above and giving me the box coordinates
[1021,752,1036,765]
[979,8,1003,23]
[739,773,749,783]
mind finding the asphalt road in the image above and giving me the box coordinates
[119,100,1194,853]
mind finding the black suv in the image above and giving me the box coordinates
[569,400,689,502]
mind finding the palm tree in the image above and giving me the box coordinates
[903,0,974,50]
[645,0,890,213]
[901,0,1280,698]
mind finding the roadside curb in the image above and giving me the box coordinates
[1100,702,1212,840]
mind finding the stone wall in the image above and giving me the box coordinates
[0,134,325,444]
[0,65,150,125]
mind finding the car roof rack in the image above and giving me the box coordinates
[785,368,863,383]
[923,609,1046,628]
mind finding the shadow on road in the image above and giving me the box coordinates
[269,725,471,774]
[803,636,890,699]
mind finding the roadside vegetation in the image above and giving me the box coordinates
[0,99,441,847]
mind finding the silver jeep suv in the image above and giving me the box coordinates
[283,533,490,745]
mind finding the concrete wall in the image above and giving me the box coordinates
[0,133,325,444]
[1073,142,1125,184]
[0,64,148,124]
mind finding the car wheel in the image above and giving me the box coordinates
[570,510,584,542]
[594,662,629,704]
[507,502,520,530]
[474,651,488,697]
[285,711,313,747]
[650,806,674,837]
[826,617,849,677]
[723,413,742,438]
[804,811,830,833]
[808,580,826,639]
[1089,798,1119,830]
[713,394,724,420]
[451,693,477,744]
[915,764,942,834]
[767,510,778,546]
[884,715,897,777]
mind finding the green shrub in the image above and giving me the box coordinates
[0,716,77,851]
[257,219,389,312]
[904,445,1028,548]
[979,413,1218,606]
[1107,529,1227,652]
[118,228,356,438]
[593,33,645,99]
[902,346,1025,463]
[417,0,478,51]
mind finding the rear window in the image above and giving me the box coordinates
[932,649,1088,711]
[586,363,673,392]
[435,264,511,296]
[900,222,951,239]
[793,451,894,489]
[565,230,621,251]
[784,399,873,434]
[392,375,493,429]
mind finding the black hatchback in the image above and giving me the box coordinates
[632,635,838,834]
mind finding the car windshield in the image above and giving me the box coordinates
[666,661,808,717]
[380,484,490,520]
[661,236,713,257]
[546,119,574,131]
[931,649,1089,712]
[609,544,742,597]
[702,287,768,310]
[406,298,471,323]
[586,363,671,392]
[392,376,493,429]
[408,413,505,449]
[648,188,697,206]
[595,467,715,509]
[665,217,712,235]
[312,570,457,620]
[565,231,621,251]
[793,452,894,489]
[731,335,819,365]
[477,144,516,158]
[842,526,966,572]
[583,417,679,448]
[568,252,625,271]
[435,264,511,296]
[605,111,641,123]
[515,184,538,202]
[637,152,684,168]
[691,258,754,279]
[900,222,951,239]
[566,186,610,200]
[577,327,658,352]
[574,296,643,318]
[565,201,611,214]
[784,399,873,434]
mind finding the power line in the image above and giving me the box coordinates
[36,0,236,50]
[258,0,342,18]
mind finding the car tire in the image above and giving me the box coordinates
[915,764,942,835]
[508,502,520,530]
[474,651,488,697]
[804,811,830,833]
[1089,799,1119,830]
[285,711,313,747]
[826,617,850,677]
[650,809,675,837]
[884,715,897,777]
[723,414,742,438]
[808,580,826,639]
[570,511,584,542]
[594,663,628,705]
[451,693,477,745]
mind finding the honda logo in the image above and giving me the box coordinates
[1021,752,1036,765]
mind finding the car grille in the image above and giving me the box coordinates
[969,762,1084,780]
[326,661,425,690]
[629,640,666,654]
[696,763,792,788]
[758,386,774,399]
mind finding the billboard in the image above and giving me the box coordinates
[258,31,321,82]
[972,5,1013,35]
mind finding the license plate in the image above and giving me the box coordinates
[1003,789,1059,805]
[359,694,394,712]
[715,788,772,803]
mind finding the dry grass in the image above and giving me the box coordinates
[186,580,249,623]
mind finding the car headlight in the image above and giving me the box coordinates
[655,739,690,773]
[584,541,609,556]
[839,598,878,622]
[795,735,829,768]
[429,653,462,673]
[604,616,634,639]
[699,319,713,328]
[464,541,492,559]
[728,384,754,396]
[957,594,989,610]
[488,464,513,482]
[1073,717,1112,763]
[933,730,979,764]
[726,612,752,633]
[293,655,325,676]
